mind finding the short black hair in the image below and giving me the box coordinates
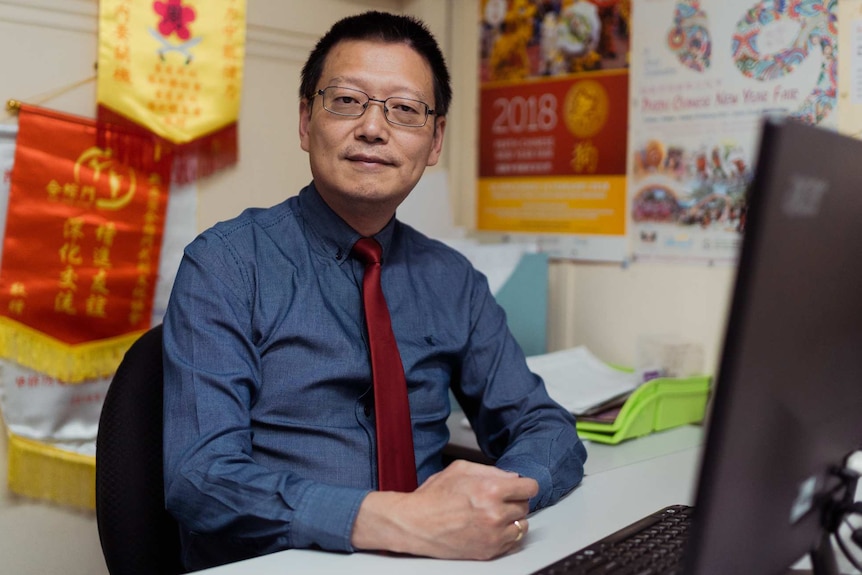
[299,11,452,117]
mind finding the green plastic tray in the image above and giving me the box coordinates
[575,373,711,445]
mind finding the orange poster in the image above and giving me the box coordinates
[478,71,628,236]
[477,0,630,261]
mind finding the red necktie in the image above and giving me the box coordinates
[352,237,417,492]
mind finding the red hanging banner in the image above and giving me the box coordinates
[0,105,171,382]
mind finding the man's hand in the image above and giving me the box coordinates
[351,459,539,560]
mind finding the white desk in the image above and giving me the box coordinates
[446,413,705,477]
[193,425,860,574]
[195,427,703,575]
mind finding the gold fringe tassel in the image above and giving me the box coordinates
[0,317,144,383]
[7,432,96,510]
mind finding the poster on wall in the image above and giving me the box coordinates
[477,0,631,261]
[629,0,837,264]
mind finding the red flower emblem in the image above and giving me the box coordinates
[154,0,196,41]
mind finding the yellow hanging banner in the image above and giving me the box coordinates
[97,0,246,182]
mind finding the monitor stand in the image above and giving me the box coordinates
[803,465,861,575]
[808,530,840,575]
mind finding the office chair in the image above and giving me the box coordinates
[95,324,185,575]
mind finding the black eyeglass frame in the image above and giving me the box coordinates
[312,86,437,128]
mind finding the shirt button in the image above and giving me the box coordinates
[363,403,371,418]
[335,248,343,260]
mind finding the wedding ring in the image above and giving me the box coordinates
[513,519,524,542]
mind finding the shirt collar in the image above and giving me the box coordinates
[298,182,397,264]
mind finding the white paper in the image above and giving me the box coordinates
[527,346,640,415]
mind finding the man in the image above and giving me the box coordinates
[163,10,587,571]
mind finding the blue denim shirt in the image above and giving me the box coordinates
[162,183,586,570]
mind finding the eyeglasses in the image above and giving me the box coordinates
[314,86,436,128]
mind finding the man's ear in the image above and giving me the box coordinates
[426,115,446,167]
[299,99,312,153]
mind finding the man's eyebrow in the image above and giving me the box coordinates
[326,76,428,100]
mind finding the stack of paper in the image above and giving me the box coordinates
[526,346,640,416]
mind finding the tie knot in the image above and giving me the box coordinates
[352,237,383,265]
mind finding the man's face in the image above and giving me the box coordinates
[299,40,446,226]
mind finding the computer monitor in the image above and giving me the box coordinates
[683,117,862,575]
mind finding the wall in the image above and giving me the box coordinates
[2,2,860,573]
[0,0,738,376]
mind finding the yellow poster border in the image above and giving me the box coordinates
[477,174,627,235]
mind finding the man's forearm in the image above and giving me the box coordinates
[350,460,536,560]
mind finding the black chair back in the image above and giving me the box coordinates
[96,324,184,574]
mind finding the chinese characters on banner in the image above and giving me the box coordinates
[0,105,171,383]
[0,119,197,509]
[97,0,246,183]
[477,0,631,261]
[629,0,837,264]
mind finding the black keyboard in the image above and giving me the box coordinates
[530,504,694,575]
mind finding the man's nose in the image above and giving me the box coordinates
[356,99,389,138]
[364,98,389,121]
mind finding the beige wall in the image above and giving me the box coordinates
[0,0,737,376]
[2,3,859,573]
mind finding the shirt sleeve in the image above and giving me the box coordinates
[454,269,588,512]
[162,231,368,565]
